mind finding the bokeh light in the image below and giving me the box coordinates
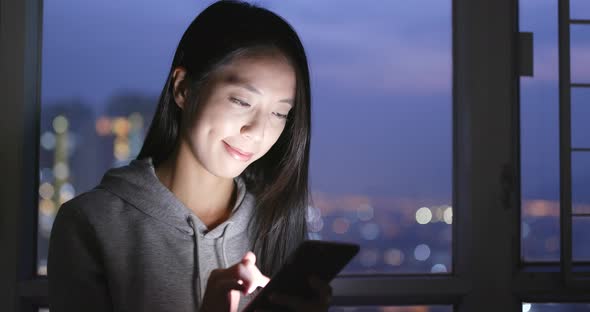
[443,207,453,224]
[96,116,112,136]
[40,131,56,150]
[414,244,431,261]
[416,207,433,225]
[357,203,374,221]
[360,222,380,240]
[53,162,69,180]
[52,115,69,134]
[333,217,351,234]
[384,248,405,266]
[38,182,55,200]
[431,263,447,273]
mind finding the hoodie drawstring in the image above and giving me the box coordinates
[220,222,233,269]
[187,216,202,308]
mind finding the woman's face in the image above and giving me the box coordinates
[182,52,296,178]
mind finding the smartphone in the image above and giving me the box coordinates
[241,240,360,312]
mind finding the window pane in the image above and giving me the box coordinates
[37,0,209,275]
[570,0,590,20]
[520,0,560,262]
[268,0,453,274]
[38,0,453,275]
[572,152,590,262]
[571,88,590,148]
[572,152,590,216]
[330,307,451,312]
[524,303,590,312]
[570,25,590,84]
[573,216,590,261]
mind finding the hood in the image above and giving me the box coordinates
[97,158,254,240]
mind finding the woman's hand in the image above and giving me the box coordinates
[200,251,270,312]
[267,276,332,312]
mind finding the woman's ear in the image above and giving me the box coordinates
[172,67,189,110]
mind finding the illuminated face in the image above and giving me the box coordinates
[184,52,296,178]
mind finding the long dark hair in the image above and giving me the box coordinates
[137,0,311,276]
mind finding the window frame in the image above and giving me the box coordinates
[559,0,590,288]
[2,0,590,311]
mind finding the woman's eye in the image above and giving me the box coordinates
[230,97,250,107]
[273,112,288,120]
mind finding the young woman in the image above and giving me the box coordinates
[48,1,331,311]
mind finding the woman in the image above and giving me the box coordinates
[48,1,331,311]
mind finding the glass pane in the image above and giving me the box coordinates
[525,303,590,312]
[37,0,209,275]
[38,0,452,275]
[269,0,453,274]
[571,25,590,84]
[570,0,590,21]
[573,216,590,261]
[571,88,590,148]
[330,307,451,312]
[572,152,590,216]
[520,0,560,262]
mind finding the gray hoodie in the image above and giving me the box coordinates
[48,158,257,312]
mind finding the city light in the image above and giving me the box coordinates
[40,131,56,150]
[52,115,69,134]
[384,248,404,266]
[39,199,55,215]
[357,203,374,221]
[114,138,131,160]
[416,207,432,225]
[414,244,431,261]
[431,264,447,273]
[59,183,76,203]
[359,248,379,268]
[129,112,144,130]
[40,168,54,182]
[53,162,69,180]
[38,182,55,200]
[332,217,351,234]
[95,116,112,136]
[308,216,324,233]
[360,222,380,240]
[443,207,453,224]
[112,117,130,137]
[522,303,531,312]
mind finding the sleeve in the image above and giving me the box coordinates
[48,203,114,312]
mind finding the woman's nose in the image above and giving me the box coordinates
[240,113,266,142]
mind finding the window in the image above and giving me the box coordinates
[3,0,590,311]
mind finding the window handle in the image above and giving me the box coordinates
[519,32,534,77]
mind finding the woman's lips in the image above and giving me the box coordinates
[223,141,253,162]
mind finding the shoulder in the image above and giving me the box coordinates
[55,188,132,229]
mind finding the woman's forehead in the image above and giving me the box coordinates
[212,54,296,93]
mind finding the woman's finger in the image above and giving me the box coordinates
[242,251,256,265]
[240,252,270,293]
[229,289,240,312]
